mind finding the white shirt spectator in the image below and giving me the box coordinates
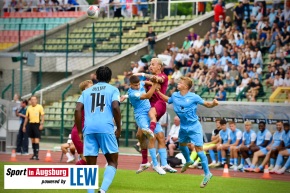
[251,5,260,16]
[281,63,290,71]
[241,77,251,86]
[283,77,290,87]
[214,44,223,55]
[192,39,203,49]
[168,124,180,144]
[175,53,189,62]
[132,66,139,74]
[3,0,12,9]
[158,112,171,136]
[170,47,179,53]
[273,77,284,87]
[171,70,183,83]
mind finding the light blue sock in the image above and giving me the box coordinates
[230,158,234,165]
[234,158,238,165]
[149,148,158,167]
[270,158,275,166]
[284,157,290,169]
[222,157,226,164]
[87,189,94,193]
[241,158,245,165]
[259,165,264,170]
[100,166,116,192]
[250,164,255,169]
[158,148,168,166]
[179,145,191,163]
[276,154,284,167]
[217,151,222,162]
[209,150,216,162]
[197,151,210,175]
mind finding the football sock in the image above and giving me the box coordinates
[149,148,158,167]
[158,148,167,166]
[209,150,216,162]
[100,166,116,191]
[141,149,148,164]
[179,145,191,163]
[198,151,210,175]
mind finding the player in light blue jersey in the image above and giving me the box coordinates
[237,121,257,170]
[157,76,218,188]
[245,121,284,173]
[122,75,177,174]
[215,119,231,167]
[240,121,272,170]
[270,123,290,174]
[75,67,121,193]
[228,122,242,170]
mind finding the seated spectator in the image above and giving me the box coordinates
[59,0,70,11]
[200,73,217,96]
[246,64,255,78]
[214,40,223,56]
[131,61,140,74]
[61,140,76,163]
[272,72,284,91]
[38,0,45,12]
[236,72,251,99]
[171,66,182,83]
[206,53,217,69]
[182,37,191,51]
[230,54,239,66]
[284,70,290,86]
[9,0,18,12]
[251,53,263,67]
[166,116,180,158]
[281,58,290,71]
[246,78,264,102]
[215,85,227,101]
[235,34,245,47]
[166,78,177,97]
[213,74,223,92]
[119,71,130,92]
[224,73,236,92]
[265,65,277,88]
[170,42,179,53]
[188,28,197,41]
[224,16,232,29]
[192,35,203,51]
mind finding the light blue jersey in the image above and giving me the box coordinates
[242,130,257,146]
[77,82,120,135]
[168,92,204,127]
[229,128,242,145]
[256,129,272,146]
[272,130,285,147]
[128,81,151,117]
[282,130,290,147]
[219,128,231,144]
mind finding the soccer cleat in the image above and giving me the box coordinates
[153,165,166,175]
[67,156,75,163]
[181,160,194,173]
[22,152,29,155]
[136,162,151,174]
[200,173,213,188]
[30,155,39,160]
[269,167,279,174]
[133,144,141,153]
[244,167,254,172]
[229,165,235,169]
[16,152,22,155]
[208,162,216,168]
[161,164,177,173]
[268,165,274,170]
[213,162,222,168]
[237,164,244,170]
[275,168,285,175]
[141,129,155,138]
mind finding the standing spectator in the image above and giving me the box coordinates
[146,26,157,56]
[215,85,227,101]
[234,1,244,29]
[22,96,45,160]
[16,100,29,155]
[166,116,180,158]
[242,0,250,22]
[214,0,225,25]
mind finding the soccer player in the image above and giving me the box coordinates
[228,122,242,169]
[215,119,231,167]
[71,80,93,165]
[239,121,272,169]
[75,67,121,193]
[245,121,284,172]
[122,75,176,174]
[157,76,218,188]
[22,96,45,160]
[270,123,290,174]
[234,121,256,170]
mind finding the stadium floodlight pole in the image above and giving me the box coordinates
[119,19,122,54]
[154,0,157,20]
[92,22,95,66]
[18,24,21,52]
[65,23,69,78]
[168,0,171,17]
[125,98,130,147]
[11,69,15,99]
[20,51,23,97]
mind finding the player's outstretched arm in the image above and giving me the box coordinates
[112,101,122,138]
[203,99,219,108]
[133,73,164,84]
[140,83,157,100]
[75,102,84,142]
[156,89,169,102]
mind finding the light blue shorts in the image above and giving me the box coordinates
[83,133,118,156]
[178,121,203,147]
[287,148,290,154]
[135,114,150,129]
[260,148,268,155]
[154,123,163,134]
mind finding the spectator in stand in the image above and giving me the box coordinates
[234,1,244,29]
[272,72,284,91]
[224,73,236,92]
[242,0,250,22]
[113,77,122,91]
[246,78,264,102]
[131,61,140,74]
[214,0,225,25]
[284,71,290,86]
[171,66,182,83]
[170,42,179,53]
[166,116,180,158]
[224,16,232,29]
[146,26,157,56]
[265,65,277,87]
[206,53,217,69]
[215,85,227,101]
[187,28,197,41]
[236,72,251,99]
[192,36,203,51]
[214,40,223,56]
[166,78,177,97]
[67,0,78,11]
[182,37,191,51]
[135,0,148,17]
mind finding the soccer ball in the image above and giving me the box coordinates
[87,5,100,19]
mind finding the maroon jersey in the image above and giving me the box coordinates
[146,72,168,106]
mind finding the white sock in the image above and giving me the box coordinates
[211,161,216,164]
[100,189,106,193]
[193,161,199,166]
[66,152,71,159]
[245,158,251,165]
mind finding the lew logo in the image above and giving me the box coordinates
[70,168,98,186]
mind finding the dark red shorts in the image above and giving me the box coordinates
[71,125,83,154]
[151,100,166,121]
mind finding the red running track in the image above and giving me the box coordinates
[1,151,290,182]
